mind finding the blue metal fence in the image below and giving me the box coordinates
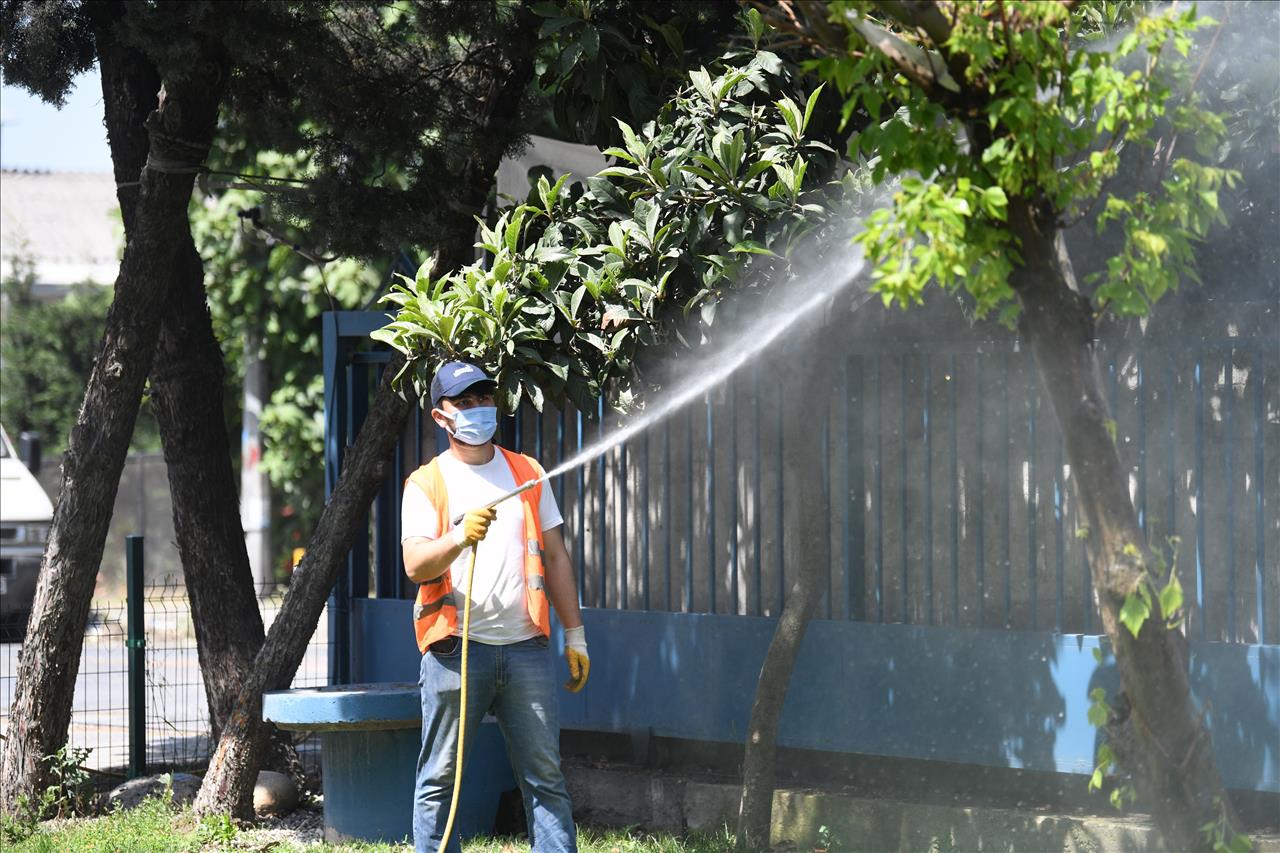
[323,310,1278,676]
[323,306,1278,792]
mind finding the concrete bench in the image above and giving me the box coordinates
[263,682,515,843]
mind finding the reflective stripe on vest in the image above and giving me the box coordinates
[406,447,549,654]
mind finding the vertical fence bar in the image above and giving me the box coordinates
[376,432,400,598]
[842,359,850,621]
[126,535,146,779]
[846,356,867,621]
[1254,357,1267,643]
[598,399,607,609]
[642,430,651,611]
[976,354,985,628]
[923,355,933,625]
[949,354,959,626]
[1195,359,1207,640]
[576,411,585,600]
[1224,351,1236,642]
[874,355,884,623]
[1137,355,1147,534]
[849,356,870,622]
[1002,351,1012,627]
[823,410,832,619]
[1107,349,1119,426]
[322,314,347,686]
[729,381,739,615]
[665,418,673,612]
[556,408,566,508]
[922,355,934,624]
[620,438,629,611]
[1028,374,1038,631]
[1167,362,1177,561]
[1054,433,1065,633]
[777,385,785,611]
[706,393,716,614]
[687,406,695,612]
[754,365,763,616]
[900,358,910,623]
[535,408,544,461]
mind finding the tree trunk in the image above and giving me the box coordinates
[193,356,414,817]
[736,330,838,852]
[1008,198,1240,850]
[194,9,540,817]
[88,0,278,762]
[0,20,228,814]
[148,240,302,780]
[146,238,265,740]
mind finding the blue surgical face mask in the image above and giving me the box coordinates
[438,406,498,446]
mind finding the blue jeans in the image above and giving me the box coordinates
[413,636,577,853]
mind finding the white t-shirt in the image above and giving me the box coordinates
[401,449,563,645]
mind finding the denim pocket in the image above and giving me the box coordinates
[531,635,549,650]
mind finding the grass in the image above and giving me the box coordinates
[3,796,737,852]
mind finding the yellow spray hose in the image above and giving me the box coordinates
[439,542,478,851]
[437,479,539,850]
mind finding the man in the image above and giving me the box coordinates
[402,360,588,853]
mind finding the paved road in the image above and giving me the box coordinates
[1,607,329,773]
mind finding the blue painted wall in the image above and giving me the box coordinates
[352,600,1279,793]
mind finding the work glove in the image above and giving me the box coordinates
[451,507,497,548]
[563,625,590,693]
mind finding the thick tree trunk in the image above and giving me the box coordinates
[147,243,265,737]
[88,1,278,761]
[194,9,540,817]
[1008,199,1240,851]
[736,331,838,852]
[148,243,302,781]
[0,21,228,814]
[193,357,414,817]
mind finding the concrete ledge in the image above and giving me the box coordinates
[564,763,1280,852]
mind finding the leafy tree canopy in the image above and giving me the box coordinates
[788,1,1237,322]
[376,37,867,414]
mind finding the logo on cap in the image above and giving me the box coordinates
[452,365,475,377]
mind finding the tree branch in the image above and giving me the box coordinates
[878,0,954,47]
[848,14,960,93]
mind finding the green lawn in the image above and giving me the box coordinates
[4,797,736,852]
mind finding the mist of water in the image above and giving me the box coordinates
[536,248,871,485]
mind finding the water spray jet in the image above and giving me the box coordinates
[438,244,872,850]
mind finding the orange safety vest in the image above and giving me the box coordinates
[406,446,550,653]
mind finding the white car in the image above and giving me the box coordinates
[1,426,52,632]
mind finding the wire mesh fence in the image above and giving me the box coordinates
[0,581,330,788]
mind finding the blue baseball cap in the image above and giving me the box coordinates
[430,361,495,407]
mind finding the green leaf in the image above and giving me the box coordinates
[802,84,825,135]
[729,240,778,257]
[616,119,647,164]
[689,67,715,105]
[743,6,765,46]
[775,96,802,139]
[580,25,599,59]
[1158,573,1183,622]
[1119,588,1151,637]
[1087,688,1110,727]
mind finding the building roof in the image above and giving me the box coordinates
[0,169,121,287]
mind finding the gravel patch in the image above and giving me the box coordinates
[235,800,329,849]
